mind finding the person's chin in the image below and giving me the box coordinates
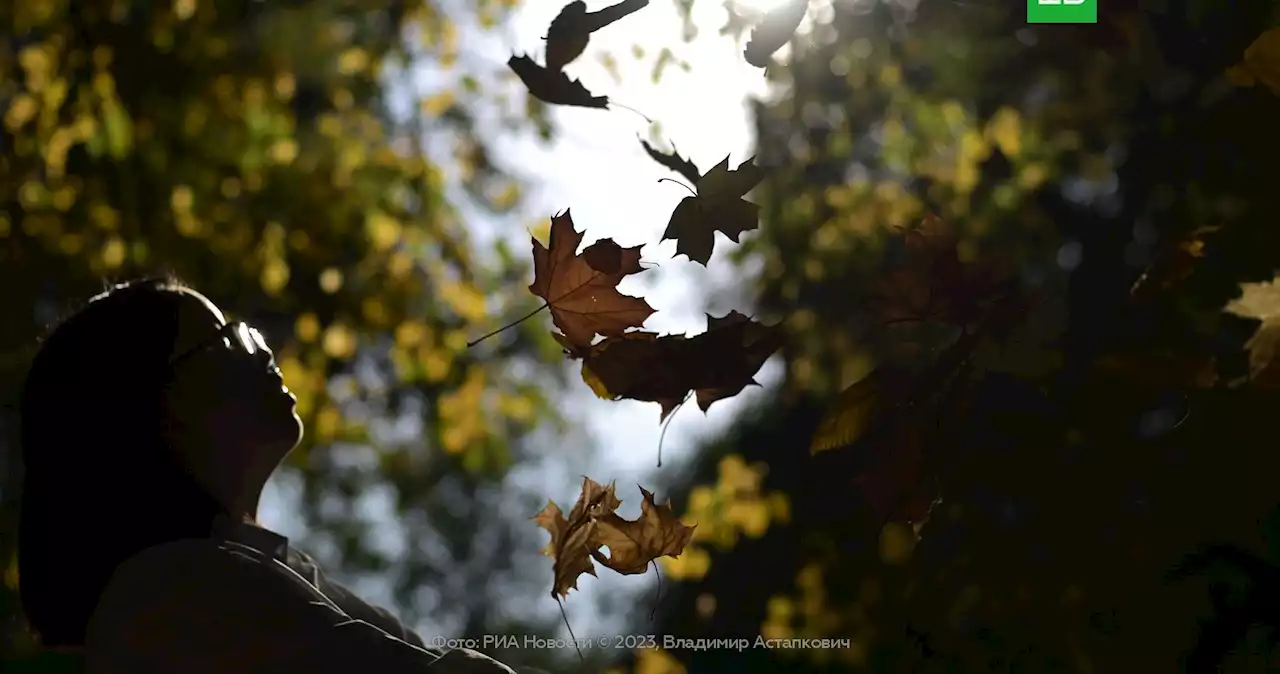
[255,396,304,453]
[271,408,304,452]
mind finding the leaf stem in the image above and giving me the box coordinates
[657,177,696,197]
[655,392,691,467]
[467,302,549,348]
[609,99,653,123]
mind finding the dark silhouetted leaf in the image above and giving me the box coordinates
[545,0,651,71]
[639,137,701,185]
[661,155,764,265]
[509,54,609,109]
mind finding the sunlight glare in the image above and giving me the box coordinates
[733,0,797,16]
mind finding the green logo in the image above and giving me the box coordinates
[1027,0,1097,23]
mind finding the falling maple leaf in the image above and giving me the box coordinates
[591,487,696,575]
[743,0,808,68]
[508,55,609,109]
[544,0,651,72]
[532,477,622,598]
[580,310,784,421]
[639,137,700,186]
[532,478,694,598]
[661,155,764,266]
[1225,26,1280,94]
[810,371,881,454]
[529,210,655,349]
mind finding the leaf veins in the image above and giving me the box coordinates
[591,487,696,575]
[532,477,622,598]
[532,478,694,598]
[529,210,655,349]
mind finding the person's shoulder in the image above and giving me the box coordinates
[85,538,344,673]
[96,537,345,625]
[101,538,284,603]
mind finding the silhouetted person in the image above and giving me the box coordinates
[18,276,532,673]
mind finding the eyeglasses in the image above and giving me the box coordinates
[170,321,270,366]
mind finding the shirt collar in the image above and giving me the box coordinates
[211,513,289,562]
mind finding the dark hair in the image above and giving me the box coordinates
[17,275,226,647]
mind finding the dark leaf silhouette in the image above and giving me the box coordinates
[545,0,651,71]
[639,137,701,185]
[508,55,608,109]
[579,311,784,421]
[529,210,654,349]
[743,0,808,67]
[661,155,764,265]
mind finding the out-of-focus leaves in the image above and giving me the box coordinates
[809,372,880,454]
[1224,277,1280,388]
[743,0,808,68]
[0,0,560,659]
[867,214,1016,328]
[1226,26,1280,94]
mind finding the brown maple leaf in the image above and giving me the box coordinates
[532,479,693,597]
[683,310,784,411]
[544,0,650,72]
[529,210,655,349]
[661,155,764,266]
[508,55,608,109]
[743,0,808,68]
[591,487,696,574]
[531,477,622,598]
[581,311,784,420]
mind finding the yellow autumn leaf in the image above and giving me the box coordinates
[879,521,917,565]
[1229,26,1280,93]
[810,371,881,453]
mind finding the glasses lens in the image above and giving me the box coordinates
[248,326,269,354]
[233,323,259,355]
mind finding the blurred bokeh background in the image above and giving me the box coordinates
[4,0,1280,672]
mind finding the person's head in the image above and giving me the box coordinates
[17,275,303,647]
